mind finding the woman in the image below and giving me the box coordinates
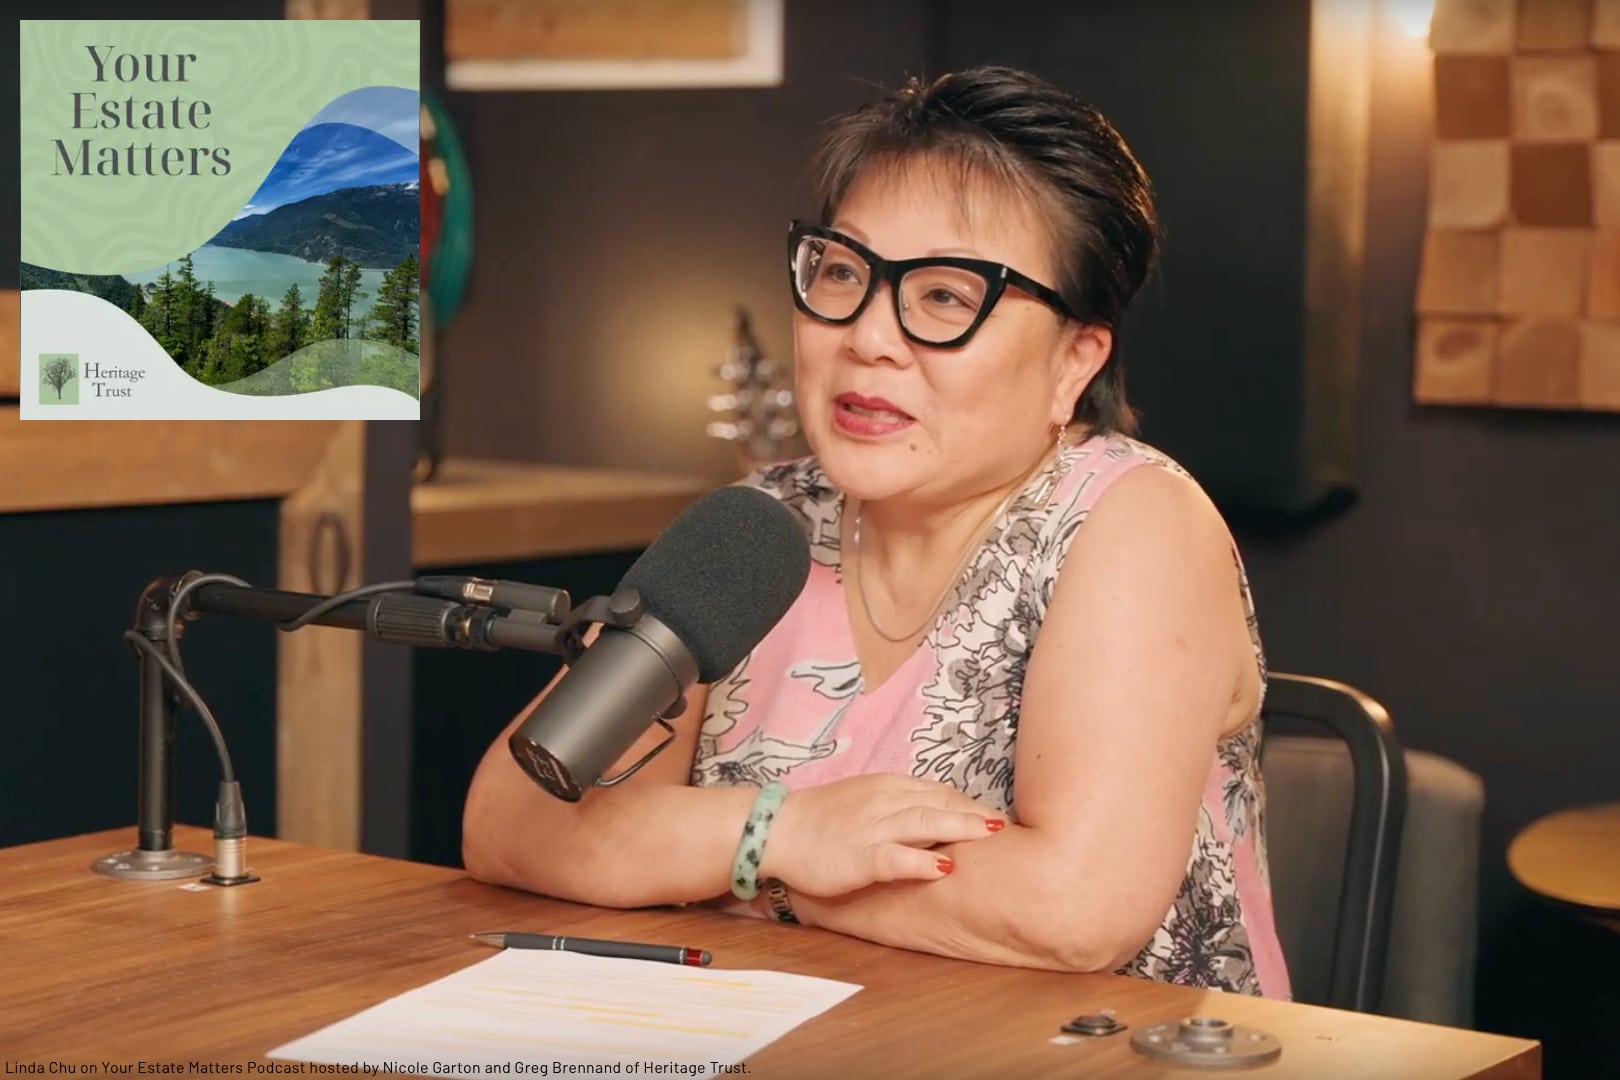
[463,65,1290,999]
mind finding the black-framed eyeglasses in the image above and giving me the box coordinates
[787,220,1075,348]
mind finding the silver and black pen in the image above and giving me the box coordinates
[470,931,712,967]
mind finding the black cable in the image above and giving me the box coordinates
[150,576,429,789]
[273,580,418,629]
[167,575,421,675]
[170,575,422,649]
[156,575,417,788]
[167,572,251,679]
[123,629,235,784]
[132,575,426,875]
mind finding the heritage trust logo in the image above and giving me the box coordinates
[38,354,145,404]
[38,352,78,404]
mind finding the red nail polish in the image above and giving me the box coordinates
[936,856,955,874]
[985,818,1006,832]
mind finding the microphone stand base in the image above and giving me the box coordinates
[91,848,212,881]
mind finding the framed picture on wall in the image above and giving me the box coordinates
[444,0,784,91]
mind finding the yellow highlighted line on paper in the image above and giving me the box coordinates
[570,1014,748,1038]
[672,975,762,988]
[467,996,738,1032]
[476,984,796,1018]
[435,1027,703,1053]
[553,1006,748,1035]
[479,988,666,1018]
[458,1012,747,1038]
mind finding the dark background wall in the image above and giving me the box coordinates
[439,0,935,482]
[0,501,282,848]
[428,0,1620,1073]
[440,0,1334,516]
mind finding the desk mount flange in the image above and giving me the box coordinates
[1131,1016,1281,1068]
[93,848,211,881]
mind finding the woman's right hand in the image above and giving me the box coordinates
[759,774,1004,898]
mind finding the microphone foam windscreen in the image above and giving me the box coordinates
[619,485,811,683]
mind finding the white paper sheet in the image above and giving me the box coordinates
[267,948,863,1077]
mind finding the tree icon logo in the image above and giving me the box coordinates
[39,354,79,405]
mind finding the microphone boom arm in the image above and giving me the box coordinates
[188,581,569,657]
[98,571,653,885]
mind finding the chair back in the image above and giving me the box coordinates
[1259,673,1408,1013]
[1380,750,1484,1027]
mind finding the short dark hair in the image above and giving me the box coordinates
[806,66,1161,437]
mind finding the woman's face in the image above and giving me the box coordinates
[792,162,1109,507]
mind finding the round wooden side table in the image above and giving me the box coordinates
[1508,802,1620,932]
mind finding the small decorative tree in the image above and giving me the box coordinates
[706,307,800,474]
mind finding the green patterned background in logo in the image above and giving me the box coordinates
[20,20,418,275]
[39,353,80,404]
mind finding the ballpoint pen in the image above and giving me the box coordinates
[470,931,712,967]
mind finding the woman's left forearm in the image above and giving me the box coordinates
[785,825,1127,973]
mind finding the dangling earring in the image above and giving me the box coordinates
[1055,423,1067,448]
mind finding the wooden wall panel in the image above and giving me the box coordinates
[1416,0,1620,411]
[276,421,368,852]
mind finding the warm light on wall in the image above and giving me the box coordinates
[1383,0,1436,41]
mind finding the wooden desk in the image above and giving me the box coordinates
[2,826,1539,1079]
[1509,802,1620,931]
[413,458,715,568]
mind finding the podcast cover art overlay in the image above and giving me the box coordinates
[19,20,421,420]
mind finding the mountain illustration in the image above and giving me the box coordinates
[208,181,420,268]
[238,121,420,217]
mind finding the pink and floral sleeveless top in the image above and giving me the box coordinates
[690,433,1291,1000]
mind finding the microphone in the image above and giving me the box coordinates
[507,484,811,802]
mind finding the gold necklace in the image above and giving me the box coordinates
[850,442,1063,644]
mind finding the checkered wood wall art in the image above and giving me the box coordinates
[1415,0,1620,410]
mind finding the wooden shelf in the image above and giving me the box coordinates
[411,457,715,568]
[0,404,346,515]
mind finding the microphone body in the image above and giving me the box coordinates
[508,614,695,801]
[505,485,811,802]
